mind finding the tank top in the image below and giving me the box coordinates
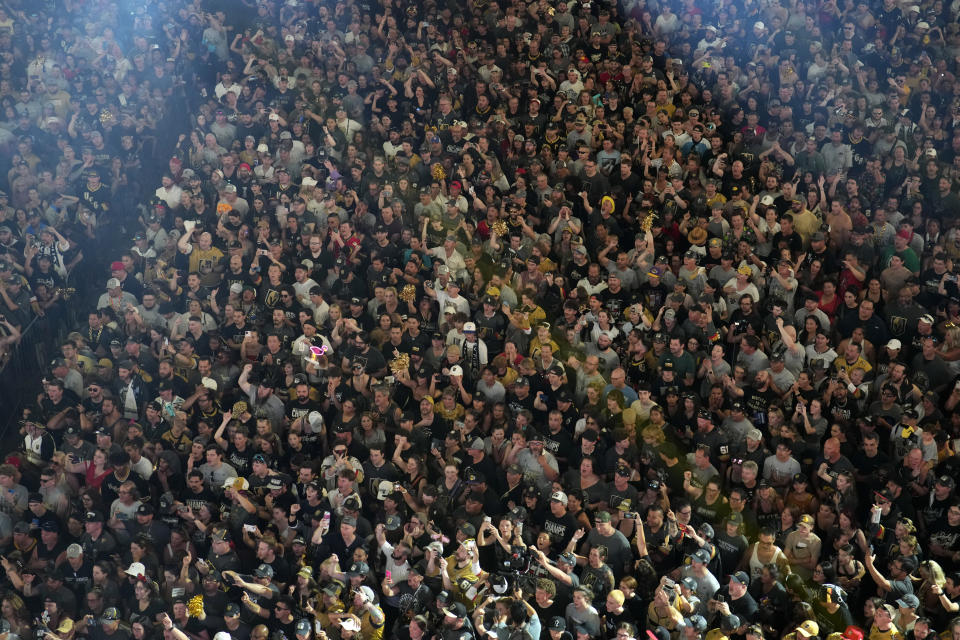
[748,542,787,579]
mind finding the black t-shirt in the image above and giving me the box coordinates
[226,444,254,476]
[542,510,578,551]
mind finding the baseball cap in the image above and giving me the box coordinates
[896,594,920,608]
[688,549,710,564]
[730,571,750,586]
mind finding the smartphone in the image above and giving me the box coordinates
[871,505,882,524]
[244,524,256,532]
[385,569,391,580]
[483,516,492,524]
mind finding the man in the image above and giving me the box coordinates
[583,511,634,580]
[80,510,117,562]
[710,572,758,628]
[867,603,903,640]
[543,490,578,552]
[784,514,821,581]
[763,441,801,490]
[865,550,916,601]
[680,548,720,616]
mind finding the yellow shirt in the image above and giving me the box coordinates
[350,605,385,640]
[869,624,903,640]
[833,354,873,376]
[792,208,821,244]
[188,246,225,277]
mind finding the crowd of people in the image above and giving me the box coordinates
[3,0,960,640]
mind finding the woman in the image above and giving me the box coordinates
[796,258,826,299]
[602,390,626,433]
[784,474,819,516]
[125,535,162,587]
[562,457,608,508]
[938,324,960,375]
[334,397,362,435]
[754,483,784,531]
[918,560,947,616]
[435,388,465,423]
[434,462,465,515]
[817,281,840,320]
[691,478,729,524]
[65,448,113,490]
[858,278,885,313]
[477,517,521,567]
[1,594,31,638]
[884,145,911,197]
[776,506,799,548]
[831,509,869,556]
[354,412,386,450]
[127,577,165,621]
[833,543,865,603]
[129,614,153,640]
[401,455,427,496]
[566,490,593,532]
[257,433,284,460]
[92,561,121,605]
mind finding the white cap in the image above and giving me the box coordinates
[917,20,930,29]
[754,20,765,30]
[201,377,218,391]
[377,480,396,500]
[223,476,250,491]
[463,322,476,332]
[125,561,146,577]
[301,177,317,187]
[760,195,775,206]
[450,365,463,377]
[886,339,902,350]
[269,113,280,121]
[229,283,243,294]
[257,143,269,153]
[213,632,233,640]
[308,411,324,428]
[106,278,121,289]
[357,585,375,603]
[705,25,718,32]
[444,305,456,315]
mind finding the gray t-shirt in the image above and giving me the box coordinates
[763,454,801,487]
[584,529,633,579]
